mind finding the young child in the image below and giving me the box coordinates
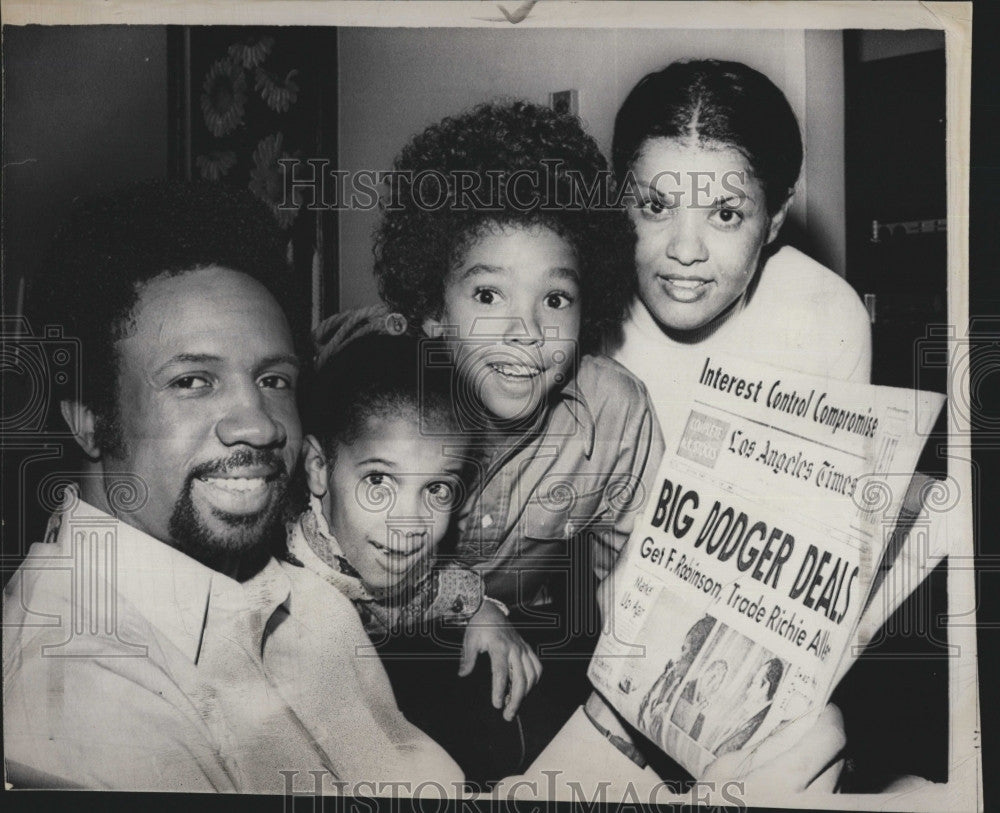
[288,333,541,725]
[364,101,666,777]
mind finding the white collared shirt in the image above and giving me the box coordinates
[3,492,460,792]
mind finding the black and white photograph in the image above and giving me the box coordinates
[671,656,730,743]
[639,614,717,748]
[0,2,983,811]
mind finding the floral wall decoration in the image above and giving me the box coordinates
[249,132,302,229]
[200,58,247,137]
[256,67,300,113]
[228,34,274,69]
[195,32,303,228]
[180,25,338,315]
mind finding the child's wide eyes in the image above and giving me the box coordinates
[473,288,500,305]
[258,373,294,390]
[544,292,574,310]
[359,472,396,510]
[425,481,456,509]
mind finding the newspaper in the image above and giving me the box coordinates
[588,351,946,777]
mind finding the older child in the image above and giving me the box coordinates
[373,100,663,609]
[289,333,541,722]
[365,100,665,780]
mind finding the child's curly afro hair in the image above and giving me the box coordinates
[373,100,635,353]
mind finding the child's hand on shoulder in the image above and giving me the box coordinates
[459,601,542,722]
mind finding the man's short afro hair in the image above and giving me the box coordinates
[373,100,635,353]
[34,179,306,423]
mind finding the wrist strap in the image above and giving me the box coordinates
[482,595,509,616]
[582,705,648,769]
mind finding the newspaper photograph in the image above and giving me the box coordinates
[589,352,945,776]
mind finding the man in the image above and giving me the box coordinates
[712,658,785,757]
[2,181,461,792]
[673,658,729,742]
[636,615,716,746]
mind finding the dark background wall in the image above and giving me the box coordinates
[2,25,169,316]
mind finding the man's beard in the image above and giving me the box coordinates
[168,448,291,582]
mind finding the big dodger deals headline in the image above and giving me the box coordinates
[628,476,858,664]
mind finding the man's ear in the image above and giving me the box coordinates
[422,314,443,338]
[766,191,795,245]
[60,400,101,460]
[303,435,330,498]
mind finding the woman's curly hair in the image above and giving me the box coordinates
[373,100,635,353]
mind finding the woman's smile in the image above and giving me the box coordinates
[657,274,714,302]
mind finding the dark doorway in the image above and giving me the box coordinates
[844,39,947,394]
[836,32,950,791]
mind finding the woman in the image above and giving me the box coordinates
[556,59,867,794]
[605,59,871,441]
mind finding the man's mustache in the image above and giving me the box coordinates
[187,448,289,482]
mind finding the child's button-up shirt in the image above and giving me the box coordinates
[285,509,485,636]
[453,354,665,610]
